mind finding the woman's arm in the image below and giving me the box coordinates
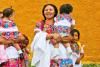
[46,33,53,39]
[0,37,5,44]
[1,37,14,45]
[75,44,85,64]
[75,53,84,64]
[46,33,60,40]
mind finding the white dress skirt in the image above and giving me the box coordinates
[0,45,8,64]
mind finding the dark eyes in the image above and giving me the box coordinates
[44,9,53,11]
[74,35,78,37]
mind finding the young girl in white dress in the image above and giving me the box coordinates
[70,29,84,67]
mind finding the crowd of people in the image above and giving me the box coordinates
[0,3,85,67]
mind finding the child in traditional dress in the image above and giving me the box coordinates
[54,3,76,55]
[70,29,84,67]
[50,4,76,67]
[0,8,23,67]
[54,4,75,36]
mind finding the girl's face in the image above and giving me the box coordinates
[44,5,55,20]
[73,32,79,41]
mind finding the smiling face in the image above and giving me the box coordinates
[44,5,55,20]
[73,32,79,41]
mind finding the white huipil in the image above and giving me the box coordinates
[50,43,68,60]
[54,14,75,37]
[0,20,19,63]
[31,31,51,67]
[72,44,84,67]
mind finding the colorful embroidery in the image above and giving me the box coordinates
[59,59,73,67]
[72,43,80,54]
[44,24,54,34]
[0,20,16,28]
[0,31,19,39]
[50,59,73,67]
[55,14,72,23]
[0,20,19,39]
[53,25,70,36]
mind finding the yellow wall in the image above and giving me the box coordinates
[0,0,100,63]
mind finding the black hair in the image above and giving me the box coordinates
[70,29,80,40]
[42,4,58,20]
[3,8,14,18]
[60,4,73,14]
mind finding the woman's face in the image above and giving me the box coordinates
[44,5,55,19]
[73,32,79,41]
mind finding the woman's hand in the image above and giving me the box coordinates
[75,58,81,64]
[4,38,14,45]
[53,33,60,40]
[75,53,84,64]
[53,33,61,42]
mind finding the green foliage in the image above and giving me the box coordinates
[83,64,100,67]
